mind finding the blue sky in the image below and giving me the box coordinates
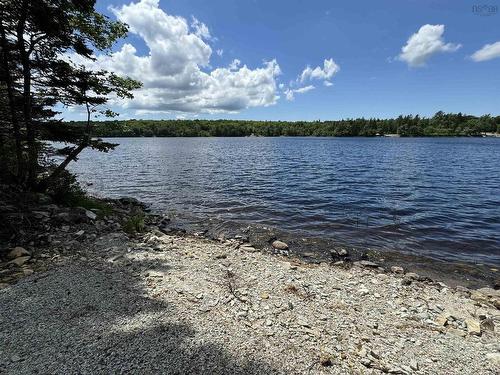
[65,0,500,121]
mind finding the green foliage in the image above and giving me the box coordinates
[0,0,141,191]
[122,212,146,234]
[47,169,113,217]
[63,112,500,138]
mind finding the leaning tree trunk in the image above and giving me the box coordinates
[38,100,92,192]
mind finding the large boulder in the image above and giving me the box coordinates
[6,247,31,260]
[54,207,94,224]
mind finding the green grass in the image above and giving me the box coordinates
[61,192,114,218]
[122,212,145,234]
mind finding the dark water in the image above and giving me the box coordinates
[69,137,500,266]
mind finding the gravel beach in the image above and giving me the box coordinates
[1,217,500,374]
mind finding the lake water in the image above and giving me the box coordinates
[69,137,500,266]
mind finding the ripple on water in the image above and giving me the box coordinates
[67,137,500,265]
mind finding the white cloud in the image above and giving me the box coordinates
[280,58,339,101]
[228,59,241,70]
[216,48,223,56]
[284,85,315,101]
[300,58,340,83]
[191,16,211,40]
[294,85,315,93]
[74,0,281,114]
[398,24,461,67]
[471,41,500,62]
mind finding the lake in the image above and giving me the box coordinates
[69,137,500,266]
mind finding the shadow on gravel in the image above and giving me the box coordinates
[0,259,281,374]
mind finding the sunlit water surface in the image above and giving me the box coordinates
[68,137,500,265]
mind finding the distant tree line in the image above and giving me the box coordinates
[60,112,500,138]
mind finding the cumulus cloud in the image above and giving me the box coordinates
[284,85,315,101]
[398,24,461,67]
[73,0,281,114]
[300,58,340,83]
[470,41,500,62]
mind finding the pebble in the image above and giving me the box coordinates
[85,210,97,220]
[391,266,404,274]
[240,245,256,252]
[410,359,419,371]
[271,240,289,250]
[358,287,370,296]
[466,319,481,336]
[435,314,449,326]
[319,353,333,366]
[337,248,349,257]
[357,260,379,268]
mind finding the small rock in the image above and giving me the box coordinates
[358,287,370,296]
[465,319,481,336]
[240,245,256,252]
[319,353,333,367]
[8,256,31,267]
[272,240,289,250]
[23,268,34,276]
[357,260,379,268]
[370,349,381,360]
[297,318,310,327]
[214,253,227,259]
[391,266,404,274]
[85,210,97,221]
[331,248,348,257]
[260,292,270,300]
[405,272,420,280]
[360,358,372,367]
[480,318,495,333]
[11,354,21,363]
[435,315,449,326]
[75,230,85,237]
[410,359,419,371]
[387,366,407,374]
[486,352,500,365]
[7,247,30,260]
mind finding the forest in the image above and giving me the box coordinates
[62,112,500,138]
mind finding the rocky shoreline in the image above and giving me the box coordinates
[1,194,500,374]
